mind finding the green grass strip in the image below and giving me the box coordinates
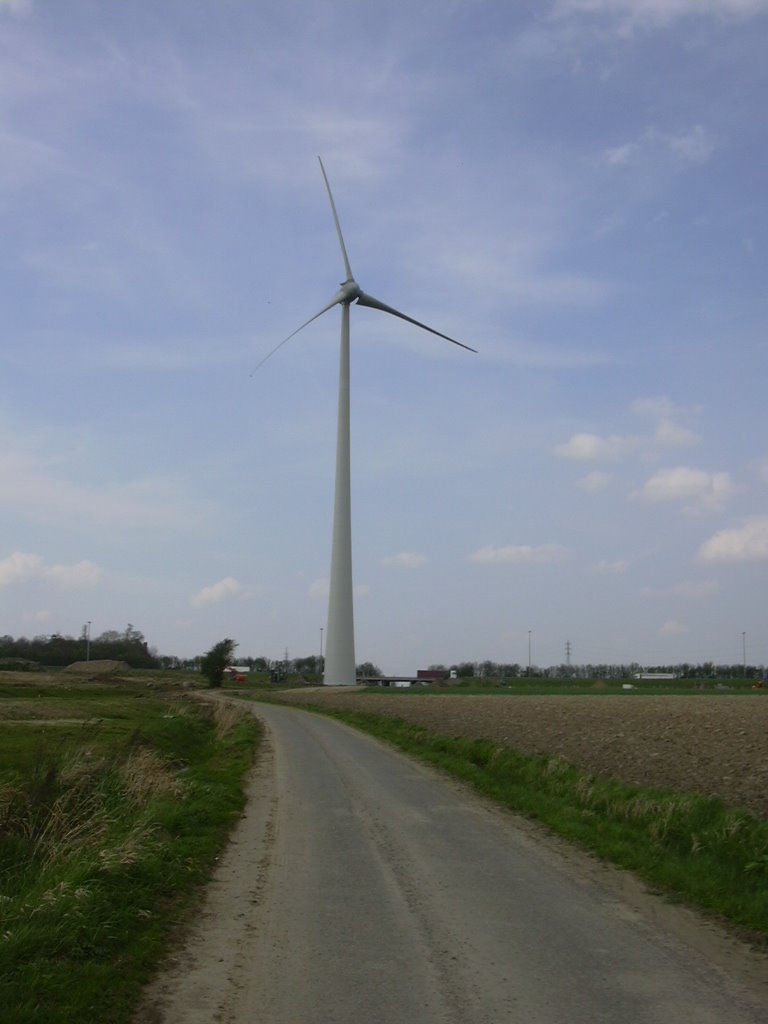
[0,695,261,1024]
[267,700,768,939]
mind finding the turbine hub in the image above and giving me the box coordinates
[338,279,362,304]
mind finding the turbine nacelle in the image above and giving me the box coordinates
[338,280,362,304]
[250,157,476,376]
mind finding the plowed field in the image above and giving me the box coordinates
[272,690,768,819]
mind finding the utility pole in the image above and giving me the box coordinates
[528,630,532,676]
[86,621,91,663]
[742,631,746,676]
[565,640,572,668]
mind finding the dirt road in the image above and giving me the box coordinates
[138,699,768,1023]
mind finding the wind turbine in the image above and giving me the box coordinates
[254,158,476,686]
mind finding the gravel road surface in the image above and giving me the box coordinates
[139,699,768,1024]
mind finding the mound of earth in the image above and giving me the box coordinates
[62,659,130,676]
[272,690,768,819]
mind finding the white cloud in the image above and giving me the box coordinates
[671,580,719,598]
[555,0,768,29]
[481,339,614,371]
[578,470,612,493]
[595,559,630,573]
[309,578,330,598]
[654,419,700,448]
[190,576,243,608]
[0,0,32,16]
[659,619,688,636]
[381,552,427,569]
[698,516,768,562]
[0,128,61,192]
[0,447,210,532]
[638,467,733,511]
[416,168,612,311]
[631,396,679,419]
[630,397,704,446]
[602,125,716,169]
[556,400,700,470]
[46,561,103,587]
[470,544,569,565]
[667,125,716,165]
[0,551,41,586]
[632,397,700,447]
[0,551,103,589]
[553,432,635,461]
[642,580,719,598]
[23,609,51,624]
[605,142,639,165]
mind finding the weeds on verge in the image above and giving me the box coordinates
[211,699,247,740]
[0,692,260,1024]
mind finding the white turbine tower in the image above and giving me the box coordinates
[254,158,476,686]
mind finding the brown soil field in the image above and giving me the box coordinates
[272,690,768,819]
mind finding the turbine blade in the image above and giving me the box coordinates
[355,291,477,353]
[318,156,354,283]
[250,290,345,375]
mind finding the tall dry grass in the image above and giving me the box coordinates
[0,685,262,1024]
[211,700,247,739]
[0,730,185,879]
[119,748,183,805]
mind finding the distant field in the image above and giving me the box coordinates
[363,678,764,697]
[270,688,768,818]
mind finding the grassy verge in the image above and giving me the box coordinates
[258,698,768,940]
[0,683,261,1024]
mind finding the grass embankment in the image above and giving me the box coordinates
[0,681,261,1024]
[258,697,768,940]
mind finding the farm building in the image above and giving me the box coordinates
[633,672,678,680]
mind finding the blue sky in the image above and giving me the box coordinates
[1,0,767,673]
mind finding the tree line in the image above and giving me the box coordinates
[1,628,763,681]
[0,625,158,669]
[428,660,766,680]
